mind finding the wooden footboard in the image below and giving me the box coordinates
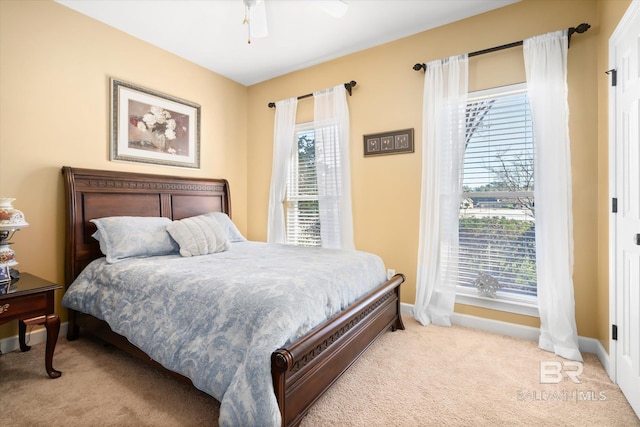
[272,274,405,427]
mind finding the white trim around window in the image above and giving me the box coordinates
[456,285,539,317]
[457,82,539,318]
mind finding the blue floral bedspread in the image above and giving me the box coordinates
[62,241,387,426]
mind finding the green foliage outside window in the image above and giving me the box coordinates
[458,216,537,296]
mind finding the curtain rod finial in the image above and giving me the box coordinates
[268,102,276,108]
[413,63,426,72]
[573,23,591,34]
[344,80,356,96]
[568,22,590,48]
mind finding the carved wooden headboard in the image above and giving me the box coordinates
[62,166,230,286]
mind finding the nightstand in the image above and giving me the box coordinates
[0,272,63,378]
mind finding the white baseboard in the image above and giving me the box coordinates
[0,322,69,355]
[400,303,610,370]
[584,336,611,378]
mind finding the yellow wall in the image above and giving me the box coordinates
[247,0,602,335]
[0,0,633,350]
[0,0,248,338]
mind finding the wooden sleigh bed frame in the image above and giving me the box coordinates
[62,166,405,426]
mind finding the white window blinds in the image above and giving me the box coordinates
[458,85,537,298]
[285,127,321,246]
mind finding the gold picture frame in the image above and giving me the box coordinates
[110,78,201,168]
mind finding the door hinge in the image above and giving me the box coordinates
[606,69,617,86]
[612,197,618,213]
[612,324,618,341]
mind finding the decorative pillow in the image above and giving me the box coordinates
[166,214,231,257]
[205,212,247,243]
[91,216,179,264]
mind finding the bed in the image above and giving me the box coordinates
[61,166,405,427]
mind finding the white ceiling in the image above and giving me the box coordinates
[56,0,518,86]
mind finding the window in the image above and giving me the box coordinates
[285,123,321,246]
[457,84,538,315]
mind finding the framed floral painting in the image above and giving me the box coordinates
[110,79,201,168]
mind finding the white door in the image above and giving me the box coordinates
[610,0,640,419]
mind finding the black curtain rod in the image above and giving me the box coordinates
[268,80,357,108]
[412,23,590,72]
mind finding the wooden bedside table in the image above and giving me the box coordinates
[0,272,63,378]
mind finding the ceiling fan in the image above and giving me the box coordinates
[242,0,349,44]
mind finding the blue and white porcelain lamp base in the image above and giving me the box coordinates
[0,197,28,292]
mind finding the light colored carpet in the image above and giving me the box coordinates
[1,317,638,426]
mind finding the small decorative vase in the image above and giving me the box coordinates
[0,242,17,266]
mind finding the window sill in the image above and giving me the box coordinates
[455,289,539,318]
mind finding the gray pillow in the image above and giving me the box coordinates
[166,214,231,257]
[91,216,178,264]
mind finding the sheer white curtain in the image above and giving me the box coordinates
[267,97,298,243]
[414,55,468,326]
[524,30,582,362]
[313,85,355,250]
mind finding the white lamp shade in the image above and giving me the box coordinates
[0,197,28,231]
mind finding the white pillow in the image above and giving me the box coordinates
[166,214,230,257]
[91,216,179,264]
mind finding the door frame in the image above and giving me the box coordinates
[607,7,618,384]
[608,0,639,390]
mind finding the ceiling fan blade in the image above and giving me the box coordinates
[309,0,349,18]
[249,0,268,38]
[242,0,343,43]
